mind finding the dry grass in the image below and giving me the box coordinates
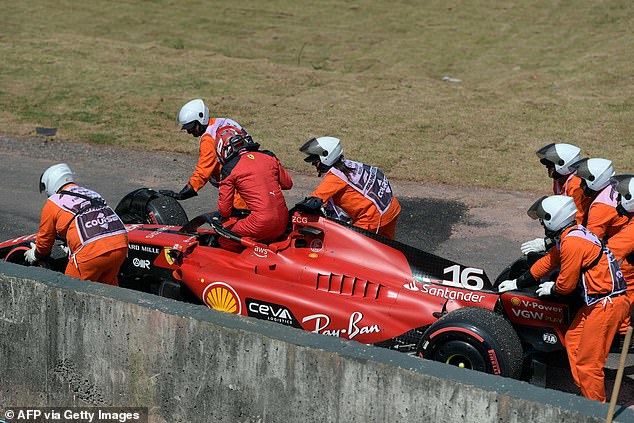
[1,0,633,192]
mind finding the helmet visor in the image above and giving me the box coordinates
[39,172,45,193]
[300,138,328,158]
[570,158,594,181]
[536,143,562,166]
[527,196,549,221]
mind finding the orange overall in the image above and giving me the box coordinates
[188,118,247,210]
[530,226,629,402]
[35,184,128,286]
[310,162,401,239]
[607,217,634,333]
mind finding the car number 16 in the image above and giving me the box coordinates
[442,264,485,291]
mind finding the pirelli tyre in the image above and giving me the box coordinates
[418,307,523,379]
[115,188,188,226]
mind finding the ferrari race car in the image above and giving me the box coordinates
[0,188,575,382]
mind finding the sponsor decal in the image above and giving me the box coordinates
[132,257,151,269]
[247,154,255,160]
[292,215,309,224]
[420,284,484,303]
[7,234,37,244]
[253,245,268,258]
[543,333,558,344]
[488,349,501,375]
[129,243,160,254]
[308,253,318,258]
[309,239,323,252]
[145,226,169,239]
[301,311,380,339]
[520,300,563,313]
[442,265,485,290]
[203,282,241,314]
[403,280,419,291]
[246,299,301,327]
[84,212,119,229]
[509,299,564,324]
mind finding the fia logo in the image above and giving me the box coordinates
[543,333,557,344]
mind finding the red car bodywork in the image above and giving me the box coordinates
[0,209,573,378]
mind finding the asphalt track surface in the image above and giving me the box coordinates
[1,135,633,410]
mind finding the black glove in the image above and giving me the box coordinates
[160,183,197,201]
[203,211,223,226]
[294,196,324,214]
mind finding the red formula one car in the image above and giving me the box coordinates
[0,189,574,382]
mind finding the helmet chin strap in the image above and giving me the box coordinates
[551,169,564,180]
[315,162,331,177]
[616,203,633,218]
[583,185,599,198]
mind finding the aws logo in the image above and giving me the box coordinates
[202,282,242,315]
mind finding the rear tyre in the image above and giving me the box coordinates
[418,307,523,379]
[115,188,189,226]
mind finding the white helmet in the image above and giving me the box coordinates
[40,163,74,196]
[612,174,634,213]
[527,195,577,232]
[535,143,582,175]
[300,136,343,167]
[572,158,615,192]
[177,98,209,129]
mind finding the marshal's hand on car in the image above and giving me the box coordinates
[497,279,518,293]
[536,281,555,297]
[24,242,39,264]
[521,237,547,254]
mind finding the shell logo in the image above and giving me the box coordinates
[202,282,242,315]
[511,297,521,306]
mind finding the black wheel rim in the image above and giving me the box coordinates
[433,340,488,372]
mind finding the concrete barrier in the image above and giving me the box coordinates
[1,261,632,423]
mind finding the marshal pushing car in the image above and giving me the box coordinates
[0,188,577,382]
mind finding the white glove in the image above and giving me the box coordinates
[536,281,556,297]
[60,244,71,256]
[24,242,38,264]
[498,279,518,293]
[521,237,547,254]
